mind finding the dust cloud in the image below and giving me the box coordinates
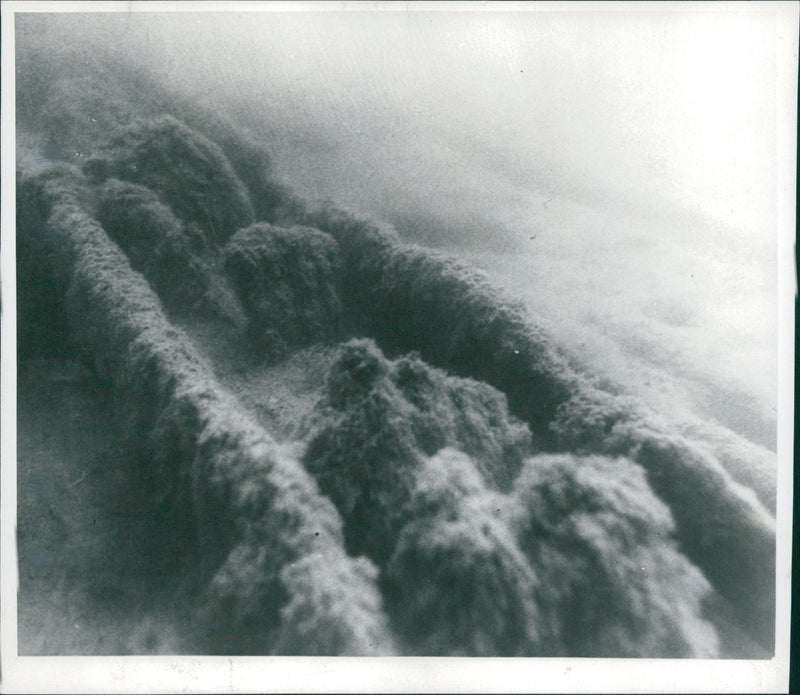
[19,8,780,443]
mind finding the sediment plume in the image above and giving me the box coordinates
[15,96,776,655]
[16,164,396,655]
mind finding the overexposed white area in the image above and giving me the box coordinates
[1,1,796,693]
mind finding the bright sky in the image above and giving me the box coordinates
[120,7,778,236]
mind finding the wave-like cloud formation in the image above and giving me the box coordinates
[14,29,777,657]
[17,165,396,656]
